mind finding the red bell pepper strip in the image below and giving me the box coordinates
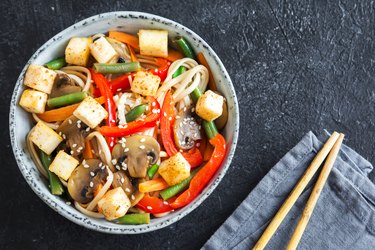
[99,97,160,137]
[170,133,226,209]
[151,58,171,82]
[160,90,204,167]
[136,194,173,214]
[90,70,116,150]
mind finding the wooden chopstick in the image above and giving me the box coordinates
[253,132,340,250]
[286,133,344,250]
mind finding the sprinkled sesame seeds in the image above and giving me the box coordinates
[125,188,131,193]
[116,165,121,171]
[176,115,181,119]
[77,123,81,128]
[83,164,90,168]
[191,107,195,112]
[139,145,145,150]
[147,206,153,210]
[152,102,156,106]
[112,159,117,165]
[89,182,94,188]
[66,201,71,205]
[86,127,90,132]
[72,144,77,148]
[183,107,187,112]
[70,150,74,155]
[91,149,95,154]
[77,120,82,124]
[140,138,146,143]
[62,134,66,139]
[68,119,72,124]
[168,117,172,121]
[164,112,167,117]
[77,146,83,151]
[163,201,168,205]
[90,171,95,177]
[131,195,135,200]
[120,177,124,183]
[124,147,129,152]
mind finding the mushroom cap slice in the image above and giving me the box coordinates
[50,73,82,98]
[68,159,108,204]
[173,111,202,150]
[112,171,145,207]
[112,135,160,178]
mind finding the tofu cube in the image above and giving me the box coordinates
[158,152,191,186]
[49,151,79,181]
[138,29,168,58]
[19,89,48,113]
[97,187,131,220]
[23,64,57,94]
[90,36,119,63]
[73,96,108,128]
[65,37,93,66]
[196,90,224,121]
[29,121,63,155]
[131,71,161,96]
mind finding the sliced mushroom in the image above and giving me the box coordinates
[111,135,160,178]
[68,159,108,204]
[56,115,90,157]
[112,171,145,207]
[173,111,202,150]
[50,73,82,98]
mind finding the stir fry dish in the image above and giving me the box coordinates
[19,29,228,224]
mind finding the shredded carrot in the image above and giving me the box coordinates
[139,178,169,193]
[37,96,105,122]
[83,140,94,159]
[196,52,217,91]
[108,31,139,50]
[94,183,103,197]
[203,142,214,162]
[128,44,138,63]
[167,48,184,61]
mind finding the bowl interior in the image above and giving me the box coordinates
[9,11,239,234]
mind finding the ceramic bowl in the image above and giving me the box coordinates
[9,11,239,234]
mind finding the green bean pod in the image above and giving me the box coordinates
[47,92,88,108]
[175,37,195,59]
[117,213,150,225]
[39,150,64,195]
[93,62,141,74]
[147,164,159,179]
[45,57,66,70]
[125,103,148,122]
[172,66,186,78]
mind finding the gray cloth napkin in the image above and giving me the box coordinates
[203,131,375,249]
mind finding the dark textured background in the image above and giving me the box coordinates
[2,0,375,249]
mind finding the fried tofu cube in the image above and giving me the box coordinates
[196,90,224,121]
[138,30,168,58]
[19,89,48,113]
[29,121,63,155]
[73,96,108,129]
[158,152,191,186]
[23,64,57,94]
[49,151,79,181]
[65,37,93,66]
[97,187,131,220]
[90,36,119,63]
[130,71,161,96]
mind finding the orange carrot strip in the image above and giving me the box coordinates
[83,140,94,159]
[196,52,217,91]
[128,44,138,63]
[139,178,169,193]
[108,31,139,50]
[203,142,214,162]
[37,96,105,122]
[167,48,184,61]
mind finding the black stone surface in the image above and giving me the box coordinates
[1,0,375,249]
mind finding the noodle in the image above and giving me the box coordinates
[61,66,92,92]
[74,201,105,219]
[32,113,60,130]
[85,132,114,171]
[26,132,48,178]
[86,167,114,211]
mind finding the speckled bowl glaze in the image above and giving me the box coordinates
[9,11,239,234]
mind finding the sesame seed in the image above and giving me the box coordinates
[70,150,74,155]
[164,112,167,117]
[121,161,127,167]
[163,201,168,205]
[83,164,90,168]
[58,131,62,136]
[179,123,183,128]
[89,182,94,188]
[131,195,135,200]
[91,149,95,154]
[78,146,83,151]
[152,102,156,106]
[99,149,102,154]
[101,165,105,170]
[183,107,187,112]
[121,143,126,148]
[86,127,90,132]
[124,147,129,152]
[196,143,201,147]
[125,188,131,193]
[90,171,95,177]
[140,138,146,143]
[179,149,183,152]
[111,119,116,123]
[112,159,117,165]
[120,177,124,183]
[77,123,81,128]
[77,120,81,124]
[168,117,172,121]
[98,162,103,167]
[68,119,72,124]
[139,145,145,150]
[116,165,121,170]
[176,116,181,119]
[62,134,66,139]
[147,206,153,210]
[191,108,195,112]
[117,88,122,92]
[66,201,71,205]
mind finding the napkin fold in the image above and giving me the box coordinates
[203,131,375,249]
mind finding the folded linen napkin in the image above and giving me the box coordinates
[203,131,375,249]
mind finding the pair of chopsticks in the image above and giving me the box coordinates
[253,132,344,250]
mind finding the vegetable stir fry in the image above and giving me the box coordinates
[20,29,228,224]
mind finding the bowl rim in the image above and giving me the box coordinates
[9,11,239,234]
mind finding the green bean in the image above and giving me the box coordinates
[93,62,141,74]
[160,167,202,200]
[47,92,88,108]
[175,37,195,59]
[172,66,186,78]
[125,104,148,122]
[44,57,66,70]
[147,164,159,179]
[39,150,64,195]
[117,213,150,225]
